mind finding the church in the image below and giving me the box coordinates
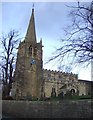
[11,8,92,100]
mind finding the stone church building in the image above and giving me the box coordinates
[11,8,92,100]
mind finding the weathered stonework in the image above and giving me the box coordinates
[43,69,92,97]
[11,8,43,100]
[2,100,93,118]
[11,8,92,100]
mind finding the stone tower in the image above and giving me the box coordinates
[11,8,43,100]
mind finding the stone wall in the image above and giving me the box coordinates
[2,100,92,118]
[43,69,79,97]
[78,80,93,96]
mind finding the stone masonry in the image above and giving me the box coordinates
[11,7,93,100]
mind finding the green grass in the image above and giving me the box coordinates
[20,95,92,101]
[78,95,92,99]
[48,95,92,101]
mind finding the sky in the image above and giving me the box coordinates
[1,0,92,81]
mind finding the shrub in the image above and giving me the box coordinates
[3,96,13,100]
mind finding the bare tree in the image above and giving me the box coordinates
[0,30,20,99]
[48,1,93,70]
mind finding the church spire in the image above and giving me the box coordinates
[25,6,36,43]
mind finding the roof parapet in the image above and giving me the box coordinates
[43,69,77,77]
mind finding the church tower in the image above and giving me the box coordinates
[11,8,44,100]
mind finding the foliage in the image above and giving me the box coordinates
[23,95,32,101]
[51,95,92,101]
[3,96,13,100]
[23,95,38,101]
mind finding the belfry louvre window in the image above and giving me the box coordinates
[29,46,32,55]
[34,47,37,56]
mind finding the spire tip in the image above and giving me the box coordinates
[32,3,34,9]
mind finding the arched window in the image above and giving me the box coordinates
[34,47,37,56]
[29,45,32,56]
[51,87,56,97]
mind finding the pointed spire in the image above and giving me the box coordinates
[25,6,36,43]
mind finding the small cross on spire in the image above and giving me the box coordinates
[32,3,34,9]
[32,2,35,13]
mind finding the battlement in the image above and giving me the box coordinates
[43,69,78,77]
[43,69,78,82]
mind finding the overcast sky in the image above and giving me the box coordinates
[1,1,91,81]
